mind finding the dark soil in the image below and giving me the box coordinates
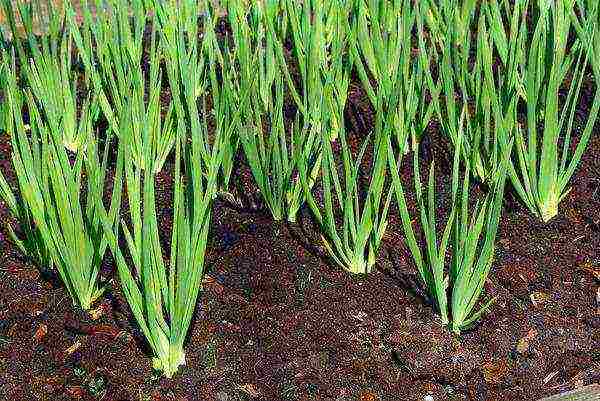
[1,98,599,400]
[0,14,599,401]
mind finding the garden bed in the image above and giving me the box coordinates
[0,2,599,401]
[0,100,598,401]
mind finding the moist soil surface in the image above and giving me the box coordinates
[1,106,599,401]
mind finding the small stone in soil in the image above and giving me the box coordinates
[516,328,538,354]
[33,323,48,342]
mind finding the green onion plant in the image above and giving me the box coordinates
[300,0,435,274]
[503,0,600,222]
[284,0,353,121]
[282,0,353,222]
[0,54,51,272]
[98,0,225,377]
[200,1,240,194]
[422,0,522,183]
[68,0,175,173]
[422,0,515,66]
[1,0,95,152]
[389,128,507,334]
[0,54,11,132]
[0,56,123,311]
[573,1,600,81]
[351,0,433,153]
[225,0,314,221]
[300,79,392,275]
[152,0,237,196]
[300,0,437,275]
[97,79,222,381]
